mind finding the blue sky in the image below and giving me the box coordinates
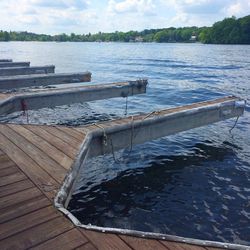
[0,0,249,34]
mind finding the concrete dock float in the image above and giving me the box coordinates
[0,65,55,76]
[0,97,247,250]
[0,72,92,90]
[0,80,148,115]
[0,62,30,68]
[0,59,12,62]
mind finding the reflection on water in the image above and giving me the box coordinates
[1,42,250,245]
[69,136,250,245]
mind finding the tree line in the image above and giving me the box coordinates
[0,15,249,44]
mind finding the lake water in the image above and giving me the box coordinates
[1,42,250,245]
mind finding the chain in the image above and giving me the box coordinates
[124,96,128,116]
[229,116,239,134]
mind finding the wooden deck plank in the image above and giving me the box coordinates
[0,157,16,169]
[161,241,206,250]
[0,165,19,177]
[31,228,88,250]
[0,124,67,183]
[0,132,59,200]
[0,166,19,177]
[24,125,78,159]
[0,205,59,240]
[0,153,9,160]
[42,126,82,149]
[0,187,42,210]
[0,154,13,165]
[120,235,169,250]
[0,196,50,224]
[0,159,16,169]
[76,243,97,250]
[0,216,74,249]
[0,179,34,198]
[9,124,74,170]
[81,229,132,250]
[0,171,27,187]
[57,126,87,140]
[75,126,92,133]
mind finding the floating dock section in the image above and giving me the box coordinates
[0,59,12,62]
[0,80,147,115]
[0,61,30,68]
[0,72,92,90]
[0,58,248,250]
[0,65,55,76]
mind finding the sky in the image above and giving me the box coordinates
[0,0,249,34]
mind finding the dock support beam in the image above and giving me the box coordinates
[0,80,148,115]
[0,59,12,62]
[0,62,30,68]
[0,72,92,90]
[87,97,245,157]
[0,65,55,76]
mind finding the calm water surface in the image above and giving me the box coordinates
[1,42,250,245]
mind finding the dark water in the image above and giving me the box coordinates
[1,42,250,245]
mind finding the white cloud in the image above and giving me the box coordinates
[108,0,155,15]
[0,0,249,34]
[225,0,250,16]
[30,0,89,10]
[0,0,95,33]
[160,0,250,27]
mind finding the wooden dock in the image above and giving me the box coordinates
[0,59,247,249]
[0,123,224,250]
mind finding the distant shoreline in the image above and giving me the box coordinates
[1,41,249,45]
[1,15,249,45]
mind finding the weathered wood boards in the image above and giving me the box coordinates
[0,80,148,115]
[0,62,30,68]
[0,72,92,90]
[0,65,55,76]
[0,132,205,250]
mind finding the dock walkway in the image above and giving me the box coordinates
[0,123,220,250]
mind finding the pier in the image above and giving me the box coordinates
[0,72,92,90]
[0,65,55,76]
[0,80,147,115]
[0,61,30,68]
[0,59,247,249]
